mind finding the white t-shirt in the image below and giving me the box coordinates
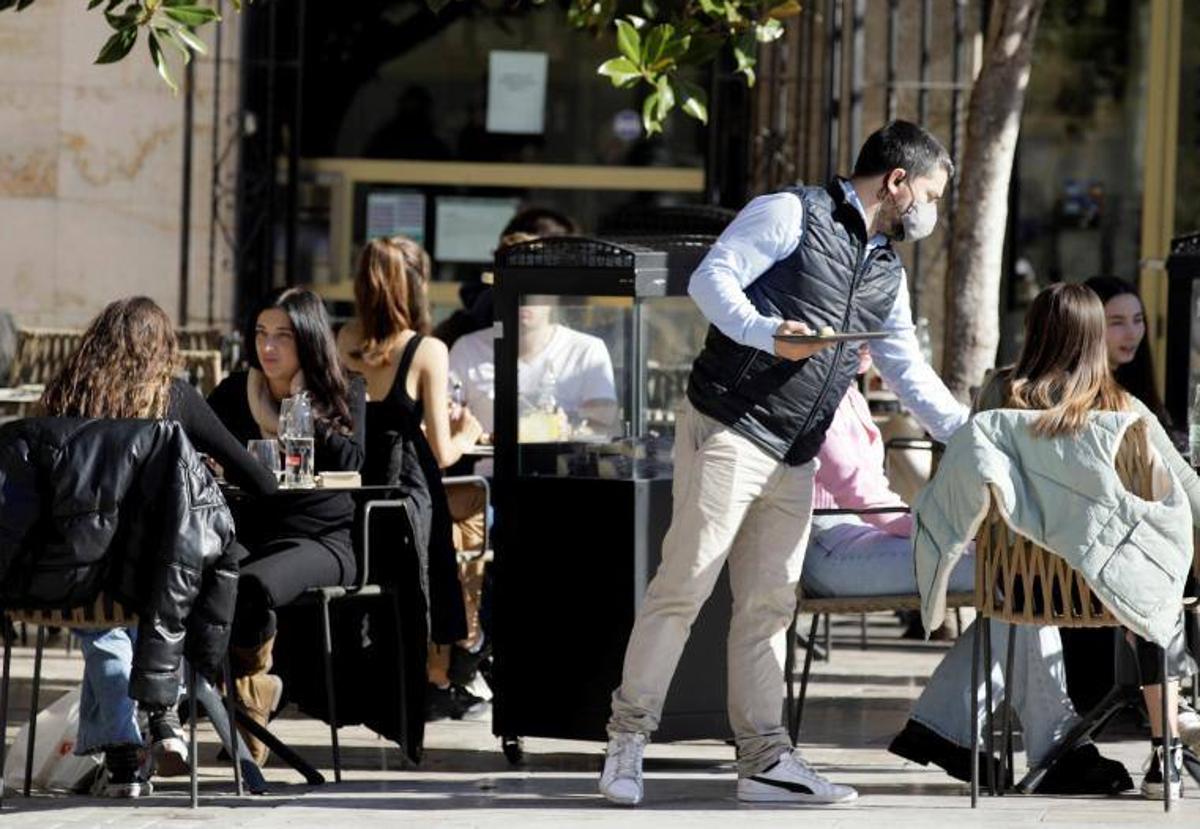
[448,324,617,434]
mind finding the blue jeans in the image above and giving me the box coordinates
[803,522,975,597]
[912,621,1080,766]
[75,628,142,756]
[803,522,1080,766]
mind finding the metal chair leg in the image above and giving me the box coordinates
[189,663,199,809]
[0,621,12,808]
[999,622,1017,796]
[822,614,832,658]
[982,617,995,796]
[970,619,981,808]
[859,613,868,650]
[319,595,341,782]
[792,613,822,745]
[1162,644,1171,814]
[387,591,413,765]
[23,627,44,798]
[223,659,243,797]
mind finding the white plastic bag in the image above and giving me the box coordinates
[3,687,102,793]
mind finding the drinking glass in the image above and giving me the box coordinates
[247,439,282,479]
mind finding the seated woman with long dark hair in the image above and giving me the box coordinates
[207,287,366,763]
[39,296,276,798]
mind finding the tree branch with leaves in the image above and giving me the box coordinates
[1,0,240,91]
[7,0,792,132]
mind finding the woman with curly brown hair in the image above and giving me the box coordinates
[41,296,276,798]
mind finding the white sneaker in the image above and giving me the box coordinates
[1140,744,1183,801]
[599,732,647,805]
[738,750,859,804]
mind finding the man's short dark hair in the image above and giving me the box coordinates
[852,120,954,180]
[502,206,579,238]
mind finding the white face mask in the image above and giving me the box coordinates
[899,181,938,242]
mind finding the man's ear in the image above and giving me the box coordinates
[886,168,907,193]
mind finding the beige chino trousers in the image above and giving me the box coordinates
[608,399,815,776]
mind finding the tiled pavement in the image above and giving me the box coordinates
[1,615,1196,827]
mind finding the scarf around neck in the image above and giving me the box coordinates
[247,367,307,439]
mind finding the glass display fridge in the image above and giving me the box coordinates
[490,236,730,757]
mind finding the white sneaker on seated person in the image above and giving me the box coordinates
[737,749,858,804]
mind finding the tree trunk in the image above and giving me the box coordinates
[942,0,1046,401]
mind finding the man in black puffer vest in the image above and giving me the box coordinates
[600,122,971,806]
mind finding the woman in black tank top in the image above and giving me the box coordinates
[337,236,488,723]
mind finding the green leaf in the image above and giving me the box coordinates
[733,30,756,86]
[642,23,673,67]
[615,18,641,64]
[640,0,657,19]
[95,26,137,64]
[696,0,722,16]
[88,0,105,9]
[641,91,662,135]
[158,26,193,63]
[148,30,178,93]
[173,24,208,55]
[426,0,456,13]
[597,56,642,87]
[162,5,220,27]
[676,79,708,124]
[654,74,674,121]
[105,7,138,30]
[756,18,784,43]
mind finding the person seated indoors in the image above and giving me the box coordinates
[38,297,277,797]
[804,345,1132,795]
[448,237,619,444]
[433,207,580,350]
[207,288,366,763]
[337,236,491,721]
[897,283,1198,800]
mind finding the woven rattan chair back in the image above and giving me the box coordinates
[973,419,1156,628]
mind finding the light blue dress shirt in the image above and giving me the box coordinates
[686,181,969,443]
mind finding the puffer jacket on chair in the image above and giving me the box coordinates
[913,409,1192,647]
[0,417,237,706]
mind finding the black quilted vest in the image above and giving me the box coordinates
[686,179,904,465]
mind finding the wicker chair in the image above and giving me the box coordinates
[180,349,225,396]
[0,597,245,807]
[7,328,83,387]
[967,427,1183,812]
[177,328,224,353]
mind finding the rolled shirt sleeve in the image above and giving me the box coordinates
[687,193,805,354]
[870,274,970,444]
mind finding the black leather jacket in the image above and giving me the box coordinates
[0,418,237,706]
[687,179,904,465]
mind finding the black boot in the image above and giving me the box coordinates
[1036,742,1133,794]
[889,718,1009,785]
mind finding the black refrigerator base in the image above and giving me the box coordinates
[492,476,733,745]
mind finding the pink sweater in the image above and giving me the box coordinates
[812,386,913,537]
